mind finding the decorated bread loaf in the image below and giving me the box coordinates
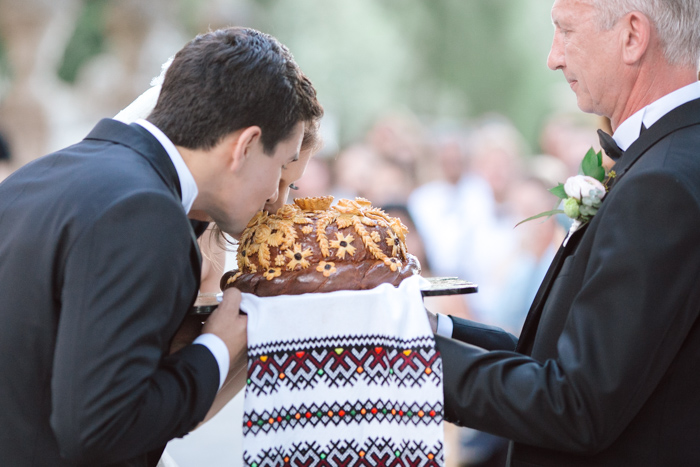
[220,196,421,296]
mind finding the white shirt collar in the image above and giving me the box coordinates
[135,119,198,214]
[613,81,700,151]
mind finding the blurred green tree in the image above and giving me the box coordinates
[57,0,107,84]
[243,0,564,150]
[46,0,571,151]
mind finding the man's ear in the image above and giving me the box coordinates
[621,11,651,65]
[230,126,263,172]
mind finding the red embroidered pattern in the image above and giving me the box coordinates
[246,337,441,396]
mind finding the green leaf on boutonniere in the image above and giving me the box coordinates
[549,183,567,200]
[514,209,565,228]
[580,147,605,182]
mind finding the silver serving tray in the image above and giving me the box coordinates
[190,276,477,316]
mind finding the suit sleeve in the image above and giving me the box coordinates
[448,315,518,351]
[50,192,220,464]
[438,170,700,453]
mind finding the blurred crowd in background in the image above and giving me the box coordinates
[0,1,610,466]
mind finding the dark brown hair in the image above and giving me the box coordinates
[148,27,323,153]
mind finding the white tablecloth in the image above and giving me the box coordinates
[240,275,444,466]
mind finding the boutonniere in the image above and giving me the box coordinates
[517,148,615,245]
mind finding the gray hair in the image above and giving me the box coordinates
[593,0,700,69]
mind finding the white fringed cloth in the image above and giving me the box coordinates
[239,275,444,467]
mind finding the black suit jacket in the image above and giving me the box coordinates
[0,119,220,466]
[438,98,700,466]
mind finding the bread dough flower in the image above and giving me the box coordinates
[285,243,313,270]
[263,267,282,280]
[385,230,400,257]
[330,232,356,259]
[316,261,337,277]
[383,257,400,272]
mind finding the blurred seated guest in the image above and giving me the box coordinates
[286,155,331,202]
[365,157,416,206]
[331,143,378,200]
[469,117,525,205]
[365,110,426,169]
[525,153,570,192]
[383,201,471,335]
[455,117,525,324]
[491,170,566,336]
[0,129,13,182]
[408,127,495,282]
[381,203,430,275]
[539,112,603,177]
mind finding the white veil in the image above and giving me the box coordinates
[113,57,173,124]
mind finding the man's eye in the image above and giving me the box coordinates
[289,183,299,190]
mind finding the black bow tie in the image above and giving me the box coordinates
[597,129,622,161]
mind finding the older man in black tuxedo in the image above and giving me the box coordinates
[430,1,700,465]
[0,27,322,466]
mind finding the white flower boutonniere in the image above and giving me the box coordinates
[517,148,615,246]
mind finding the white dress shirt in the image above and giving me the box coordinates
[135,119,230,390]
[613,81,700,150]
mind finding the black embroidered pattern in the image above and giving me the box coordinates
[244,438,443,467]
[246,336,441,396]
[244,399,443,435]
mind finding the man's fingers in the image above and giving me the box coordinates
[219,287,242,312]
[202,287,247,363]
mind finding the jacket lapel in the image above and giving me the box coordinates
[84,118,202,268]
[516,222,588,354]
[84,119,182,200]
[608,97,700,190]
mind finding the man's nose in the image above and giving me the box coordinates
[547,32,564,71]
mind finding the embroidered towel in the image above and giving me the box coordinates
[240,275,444,466]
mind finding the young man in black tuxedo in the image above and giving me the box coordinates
[0,27,322,466]
[429,1,700,465]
